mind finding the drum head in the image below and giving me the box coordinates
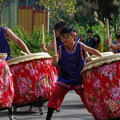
[85,52,114,62]
[8,52,51,65]
[81,53,120,73]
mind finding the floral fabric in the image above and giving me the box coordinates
[0,60,14,108]
[10,59,58,106]
[82,62,120,120]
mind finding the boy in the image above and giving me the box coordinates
[46,25,102,120]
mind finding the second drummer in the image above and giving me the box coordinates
[0,26,31,60]
[45,24,102,120]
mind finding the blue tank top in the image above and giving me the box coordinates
[57,42,85,89]
[0,27,11,60]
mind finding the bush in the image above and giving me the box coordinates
[10,26,53,57]
[10,24,115,58]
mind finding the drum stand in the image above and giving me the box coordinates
[12,96,48,115]
[105,117,120,120]
[29,97,61,114]
[0,107,16,120]
[29,96,48,115]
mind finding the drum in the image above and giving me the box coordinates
[85,52,114,62]
[81,53,120,120]
[0,59,14,108]
[8,52,58,106]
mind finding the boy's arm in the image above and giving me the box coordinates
[51,48,60,66]
[82,43,102,57]
[6,27,31,54]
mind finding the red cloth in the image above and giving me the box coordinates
[48,84,89,111]
[0,60,14,108]
[82,62,120,120]
[9,59,58,106]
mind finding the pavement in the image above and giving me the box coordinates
[0,90,94,120]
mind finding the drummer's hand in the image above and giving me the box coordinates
[106,38,111,45]
[40,43,47,51]
[51,55,59,66]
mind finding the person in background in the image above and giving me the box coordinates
[40,20,66,52]
[45,24,102,120]
[93,34,103,52]
[40,21,80,52]
[112,31,120,53]
[79,34,85,43]
[112,31,120,44]
[0,26,31,60]
[85,29,95,49]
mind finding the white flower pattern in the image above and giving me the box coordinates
[10,59,58,106]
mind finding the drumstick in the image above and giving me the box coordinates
[42,24,45,44]
[20,50,28,55]
[110,34,112,39]
[53,30,57,55]
[106,18,110,47]
[106,19,110,38]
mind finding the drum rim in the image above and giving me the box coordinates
[81,53,120,73]
[8,52,51,65]
[0,53,7,59]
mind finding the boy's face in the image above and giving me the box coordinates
[60,33,76,45]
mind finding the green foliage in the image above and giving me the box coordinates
[10,24,116,58]
[37,0,76,20]
[10,26,53,57]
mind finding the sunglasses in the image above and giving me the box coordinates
[60,35,71,39]
[60,33,74,39]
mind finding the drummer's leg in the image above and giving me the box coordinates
[75,86,91,112]
[46,84,69,120]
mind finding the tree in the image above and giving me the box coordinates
[74,0,120,29]
[0,0,9,25]
[37,0,76,21]
[37,0,120,31]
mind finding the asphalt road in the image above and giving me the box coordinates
[0,90,94,120]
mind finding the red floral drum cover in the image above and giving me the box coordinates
[8,53,58,106]
[81,54,120,120]
[0,60,14,108]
